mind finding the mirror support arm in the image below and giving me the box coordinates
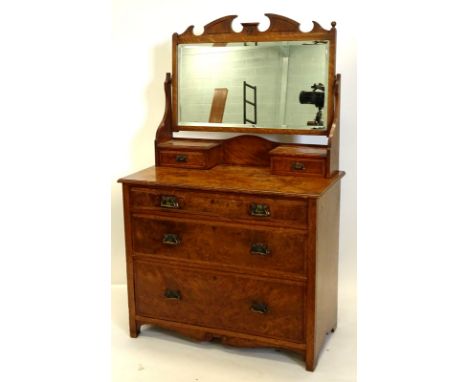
[155,73,174,165]
[326,73,341,177]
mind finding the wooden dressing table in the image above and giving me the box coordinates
[118,14,344,371]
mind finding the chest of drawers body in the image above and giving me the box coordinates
[119,165,343,371]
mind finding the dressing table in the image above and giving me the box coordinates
[118,14,344,371]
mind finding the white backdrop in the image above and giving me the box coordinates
[3,1,467,381]
[110,0,356,285]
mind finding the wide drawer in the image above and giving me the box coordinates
[132,214,306,274]
[134,260,305,342]
[130,187,308,228]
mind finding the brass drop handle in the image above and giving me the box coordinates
[160,195,180,209]
[164,289,181,300]
[291,162,306,170]
[162,233,180,246]
[250,243,271,256]
[175,154,187,163]
[250,301,268,314]
[249,203,270,217]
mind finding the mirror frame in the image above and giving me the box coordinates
[171,14,337,136]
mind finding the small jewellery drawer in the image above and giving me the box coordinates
[158,150,208,169]
[131,215,306,274]
[134,260,305,342]
[269,145,328,177]
[157,139,222,169]
[271,157,326,177]
[130,187,308,228]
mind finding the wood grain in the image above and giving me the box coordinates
[120,13,345,372]
[170,14,337,136]
[326,74,341,177]
[177,124,329,136]
[134,315,306,353]
[313,181,341,368]
[155,73,173,147]
[119,167,345,370]
[134,259,305,342]
[119,165,344,197]
[304,198,317,370]
[269,146,328,157]
[129,186,308,228]
[271,157,326,177]
[131,213,307,274]
[176,14,336,42]
[122,184,140,337]
[222,135,278,166]
[158,150,207,168]
[157,139,221,149]
[157,139,222,169]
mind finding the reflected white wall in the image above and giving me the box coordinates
[179,43,328,127]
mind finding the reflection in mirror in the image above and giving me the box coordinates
[178,41,329,130]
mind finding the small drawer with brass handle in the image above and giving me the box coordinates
[291,162,306,171]
[162,233,180,246]
[249,203,270,217]
[160,195,180,209]
[175,154,187,163]
[164,289,181,300]
[158,150,205,168]
[157,143,222,169]
[250,301,269,314]
[250,243,271,256]
[270,145,327,177]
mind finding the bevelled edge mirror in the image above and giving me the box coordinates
[171,14,337,136]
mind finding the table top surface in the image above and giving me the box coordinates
[119,165,345,197]
[269,146,328,157]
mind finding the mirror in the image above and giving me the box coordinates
[177,41,330,130]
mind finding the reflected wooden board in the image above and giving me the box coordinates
[209,88,228,123]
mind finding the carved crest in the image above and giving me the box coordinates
[176,13,336,42]
[170,14,338,137]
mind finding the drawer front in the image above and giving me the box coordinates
[159,150,207,169]
[130,187,308,228]
[134,261,305,342]
[271,157,326,176]
[132,215,306,274]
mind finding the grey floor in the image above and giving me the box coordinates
[112,280,356,382]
